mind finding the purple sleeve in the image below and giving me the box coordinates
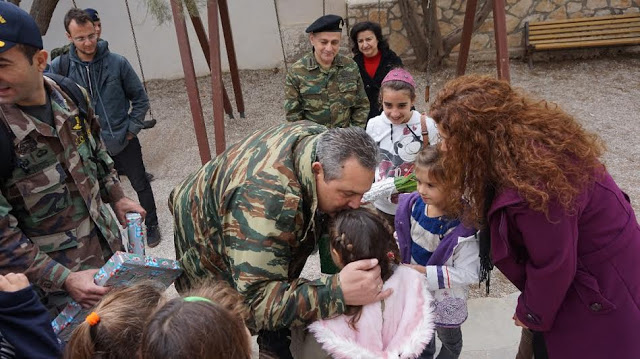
[508,202,578,331]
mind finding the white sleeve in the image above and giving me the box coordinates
[425,235,480,289]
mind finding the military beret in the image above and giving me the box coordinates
[306,14,344,33]
[84,8,100,22]
[0,2,43,54]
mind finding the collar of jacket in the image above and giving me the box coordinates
[292,124,323,241]
[1,77,76,142]
[487,188,524,219]
[303,51,346,71]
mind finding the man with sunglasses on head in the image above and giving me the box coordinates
[50,8,162,247]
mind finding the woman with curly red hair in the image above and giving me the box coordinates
[429,75,640,359]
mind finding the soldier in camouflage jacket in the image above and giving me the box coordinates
[284,15,369,128]
[0,2,145,312]
[170,122,393,358]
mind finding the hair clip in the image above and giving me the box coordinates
[346,243,353,252]
[387,251,395,260]
[86,312,100,326]
[184,296,214,304]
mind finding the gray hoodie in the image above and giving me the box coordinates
[51,40,149,155]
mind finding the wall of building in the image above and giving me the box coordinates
[18,0,640,80]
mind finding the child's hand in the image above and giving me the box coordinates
[513,314,529,329]
[0,273,30,292]
[404,263,426,274]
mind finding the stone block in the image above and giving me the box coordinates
[391,3,401,17]
[383,27,390,36]
[549,5,568,20]
[443,9,454,20]
[595,9,613,16]
[506,14,521,32]
[439,0,453,8]
[509,0,533,18]
[506,0,519,5]
[586,0,607,10]
[369,10,388,26]
[440,21,456,36]
[624,7,640,13]
[508,33,523,47]
[471,33,491,50]
[388,32,411,55]
[479,18,495,33]
[568,11,586,18]
[451,14,465,27]
[566,2,583,14]
[535,0,556,12]
[391,19,404,31]
[610,0,632,8]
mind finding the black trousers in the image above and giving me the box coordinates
[112,137,158,226]
[257,328,293,359]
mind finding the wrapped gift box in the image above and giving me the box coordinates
[51,252,182,337]
[93,251,182,288]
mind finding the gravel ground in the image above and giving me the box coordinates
[127,54,640,304]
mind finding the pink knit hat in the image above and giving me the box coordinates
[381,68,416,89]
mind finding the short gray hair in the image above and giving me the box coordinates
[316,127,379,181]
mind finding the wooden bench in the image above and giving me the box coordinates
[524,13,640,67]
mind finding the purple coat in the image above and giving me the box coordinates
[488,170,640,358]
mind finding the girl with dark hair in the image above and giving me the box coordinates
[350,21,403,120]
[139,281,252,359]
[429,74,640,358]
[395,146,480,359]
[304,208,434,359]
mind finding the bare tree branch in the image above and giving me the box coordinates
[29,0,60,36]
[398,0,429,71]
[442,0,493,54]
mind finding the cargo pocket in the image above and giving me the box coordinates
[15,162,72,221]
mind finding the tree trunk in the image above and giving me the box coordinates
[29,0,61,36]
[398,0,429,71]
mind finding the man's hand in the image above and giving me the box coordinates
[63,269,110,308]
[404,263,426,274]
[0,273,30,292]
[111,197,146,227]
[126,132,135,140]
[339,258,393,306]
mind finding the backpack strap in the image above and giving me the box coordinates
[420,113,429,148]
[58,52,71,78]
[45,73,89,120]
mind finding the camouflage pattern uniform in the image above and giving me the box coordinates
[284,52,369,128]
[171,121,346,331]
[49,43,70,61]
[0,76,124,292]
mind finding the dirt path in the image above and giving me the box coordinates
[134,54,640,300]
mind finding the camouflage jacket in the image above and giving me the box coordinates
[284,52,369,128]
[171,121,346,331]
[49,43,70,62]
[0,77,124,292]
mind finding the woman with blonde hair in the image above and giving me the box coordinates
[429,75,640,358]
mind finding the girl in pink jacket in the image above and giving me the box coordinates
[304,208,435,359]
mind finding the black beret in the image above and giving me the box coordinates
[306,14,344,33]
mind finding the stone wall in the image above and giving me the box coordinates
[346,0,640,61]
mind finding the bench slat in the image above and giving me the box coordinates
[533,37,640,50]
[529,18,640,33]
[530,26,640,41]
[532,32,640,46]
[529,13,640,27]
[529,21,640,36]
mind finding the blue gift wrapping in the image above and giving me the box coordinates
[51,252,182,336]
[93,251,182,288]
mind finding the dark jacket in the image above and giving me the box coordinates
[488,170,640,358]
[354,48,403,120]
[50,41,149,155]
[0,286,63,359]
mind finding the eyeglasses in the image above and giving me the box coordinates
[72,33,97,43]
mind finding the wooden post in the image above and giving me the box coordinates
[187,5,235,118]
[456,0,478,76]
[208,0,227,154]
[170,0,211,164]
[218,0,246,117]
[493,0,511,82]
